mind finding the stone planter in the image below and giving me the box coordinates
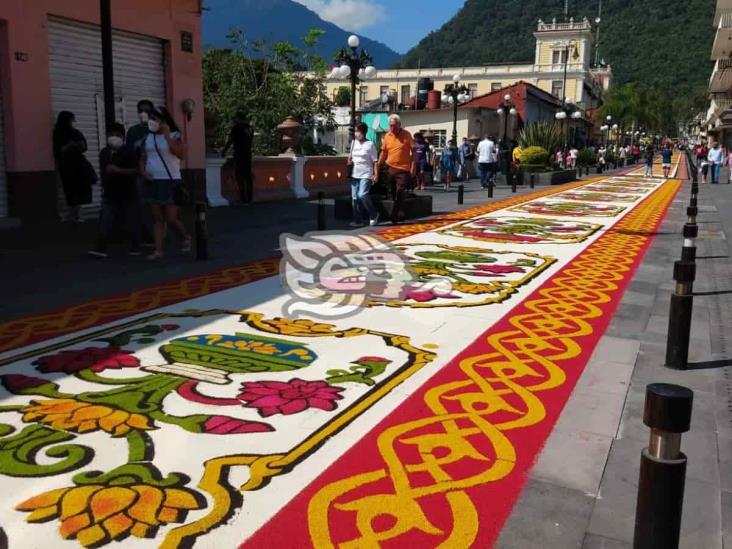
[205,157,231,207]
[525,169,577,186]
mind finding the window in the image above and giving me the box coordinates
[552,49,568,65]
[551,80,564,98]
[421,129,447,149]
[491,82,502,92]
[401,84,411,105]
[359,86,368,106]
[468,83,478,98]
[379,85,390,98]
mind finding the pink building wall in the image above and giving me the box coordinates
[0,0,205,175]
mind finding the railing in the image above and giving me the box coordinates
[537,18,592,32]
[720,11,732,28]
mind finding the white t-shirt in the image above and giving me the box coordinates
[349,139,377,180]
[477,139,496,163]
[145,131,182,180]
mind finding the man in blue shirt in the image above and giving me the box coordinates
[708,142,724,184]
[661,144,673,178]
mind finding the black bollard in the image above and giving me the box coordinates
[530,173,535,189]
[633,383,693,549]
[511,173,517,193]
[194,202,209,261]
[665,260,695,369]
[458,184,464,205]
[317,191,326,231]
[488,182,494,198]
[680,222,697,263]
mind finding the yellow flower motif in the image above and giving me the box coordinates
[21,399,154,437]
[267,318,336,335]
[16,483,203,547]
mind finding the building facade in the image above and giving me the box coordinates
[325,17,612,113]
[0,1,205,223]
[707,0,732,148]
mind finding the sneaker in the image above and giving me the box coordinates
[369,215,380,226]
[348,221,362,228]
[128,249,142,257]
[88,250,108,258]
[181,235,192,253]
[146,251,163,261]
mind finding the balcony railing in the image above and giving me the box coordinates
[537,17,592,32]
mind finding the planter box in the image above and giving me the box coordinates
[334,194,433,221]
[524,169,577,186]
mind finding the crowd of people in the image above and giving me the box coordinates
[52,100,191,260]
[692,141,731,185]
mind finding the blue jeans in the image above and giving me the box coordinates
[711,163,721,183]
[351,178,377,223]
[479,163,497,188]
[95,198,141,252]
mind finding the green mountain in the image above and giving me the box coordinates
[397,0,714,96]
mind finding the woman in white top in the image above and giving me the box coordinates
[346,122,379,227]
[141,107,191,260]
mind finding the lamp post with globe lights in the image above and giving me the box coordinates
[497,94,518,192]
[442,74,470,145]
[332,35,376,144]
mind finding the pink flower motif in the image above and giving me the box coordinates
[2,374,50,393]
[238,378,345,417]
[160,324,180,331]
[202,415,273,434]
[474,264,526,274]
[356,356,389,363]
[33,347,140,374]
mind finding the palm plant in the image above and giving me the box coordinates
[517,122,563,155]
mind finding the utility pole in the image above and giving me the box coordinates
[100,0,115,128]
[594,0,603,67]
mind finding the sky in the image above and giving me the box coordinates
[293,0,463,53]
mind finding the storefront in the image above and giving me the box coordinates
[0,1,205,222]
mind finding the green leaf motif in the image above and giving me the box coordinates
[0,424,93,477]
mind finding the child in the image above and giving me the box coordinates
[89,123,142,257]
[701,159,709,184]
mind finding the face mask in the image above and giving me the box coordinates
[107,136,123,149]
[148,120,161,133]
[139,112,150,124]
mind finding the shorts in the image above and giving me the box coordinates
[662,163,671,168]
[144,178,180,205]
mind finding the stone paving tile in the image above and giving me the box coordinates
[582,534,631,549]
[496,478,594,549]
[554,389,625,438]
[722,491,732,549]
[531,427,613,496]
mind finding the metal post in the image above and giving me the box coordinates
[633,383,693,549]
[452,95,458,145]
[100,0,115,128]
[317,191,326,231]
[488,182,494,198]
[194,202,209,261]
[457,184,464,204]
[665,260,695,370]
[349,64,357,146]
[681,221,697,263]
[530,173,535,189]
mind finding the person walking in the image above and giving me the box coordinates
[477,135,497,190]
[458,137,472,181]
[727,148,732,184]
[440,140,459,191]
[631,143,641,164]
[140,107,191,259]
[569,146,579,169]
[126,99,154,149]
[222,112,255,203]
[346,122,379,227]
[644,144,655,177]
[661,144,673,178]
[378,114,414,224]
[53,111,95,223]
[413,132,429,191]
[708,142,724,184]
[89,123,141,257]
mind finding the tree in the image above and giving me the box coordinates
[203,29,335,155]
[334,87,351,107]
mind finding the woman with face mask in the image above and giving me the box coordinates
[346,122,379,227]
[140,107,191,260]
[53,111,95,223]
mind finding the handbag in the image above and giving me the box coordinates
[152,134,190,207]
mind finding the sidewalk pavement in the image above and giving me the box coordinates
[497,174,732,548]
[1,174,606,323]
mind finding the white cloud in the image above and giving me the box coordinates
[295,0,385,31]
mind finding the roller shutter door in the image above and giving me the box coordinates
[47,16,166,219]
[0,68,7,218]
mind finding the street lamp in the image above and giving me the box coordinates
[561,40,580,111]
[333,35,377,144]
[497,93,518,192]
[443,74,470,145]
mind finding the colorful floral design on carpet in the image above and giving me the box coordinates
[0,311,434,547]
[583,184,648,194]
[367,244,555,308]
[556,191,641,203]
[439,216,602,245]
[510,200,626,217]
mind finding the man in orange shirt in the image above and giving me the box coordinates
[378,114,415,224]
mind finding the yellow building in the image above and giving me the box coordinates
[325,17,612,110]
